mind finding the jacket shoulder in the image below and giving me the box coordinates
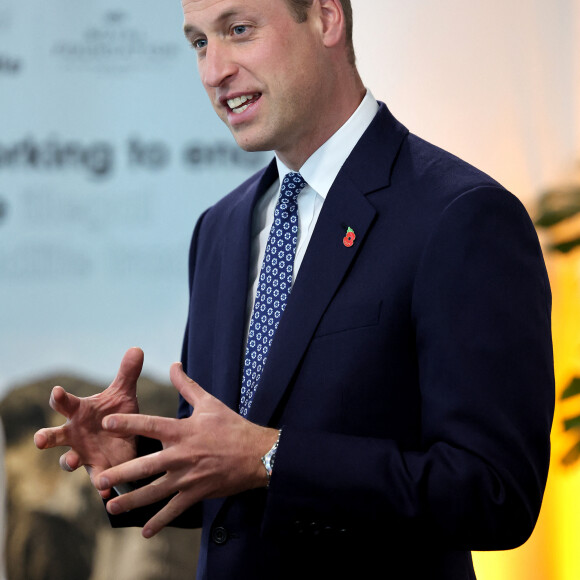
[401,132,504,198]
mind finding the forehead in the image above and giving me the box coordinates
[182,0,291,39]
[182,0,286,17]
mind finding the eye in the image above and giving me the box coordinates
[192,38,208,51]
[232,25,247,36]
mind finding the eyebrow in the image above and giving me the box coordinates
[183,9,242,43]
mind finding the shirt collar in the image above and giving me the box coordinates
[275,89,379,199]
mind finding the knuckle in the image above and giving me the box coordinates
[142,460,160,479]
[166,495,187,519]
[144,416,158,436]
[44,430,57,447]
[150,473,168,489]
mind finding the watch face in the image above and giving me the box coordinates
[261,454,272,480]
[264,450,274,472]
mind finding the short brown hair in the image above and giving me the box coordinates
[283,0,355,65]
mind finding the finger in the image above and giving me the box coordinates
[60,449,82,472]
[95,450,165,491]
[142,491,195,538]
[33,426,70,450]
[102,412,176,440]
[59,452,73,472]
[49,386,80,419]
[169,362,207,408]
[105,474,173,516]
[33,430,48,449]
[82,465,113,499]
[109,347,144,397]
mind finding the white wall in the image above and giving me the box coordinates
[352,0,579,206]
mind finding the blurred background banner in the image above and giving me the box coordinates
[0,0,269,393]
[1,1,579,579]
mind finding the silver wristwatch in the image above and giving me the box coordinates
[261,429,282,486]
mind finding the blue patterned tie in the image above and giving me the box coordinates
[239,172,307,416]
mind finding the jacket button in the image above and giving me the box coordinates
[212,526,228,545]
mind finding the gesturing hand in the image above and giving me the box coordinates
[34,347,144,497]
[94,362,279,538]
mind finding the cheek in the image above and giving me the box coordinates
[203,88,224,116]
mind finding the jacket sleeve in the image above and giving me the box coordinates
[262,186,554,550]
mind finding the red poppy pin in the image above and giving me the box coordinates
[343,227,356,247]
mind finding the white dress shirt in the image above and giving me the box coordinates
[244,90,379,335]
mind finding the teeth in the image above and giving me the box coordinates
[226,94,257,113]
[227,95,249,108]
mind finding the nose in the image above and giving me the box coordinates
[200,41,237,88]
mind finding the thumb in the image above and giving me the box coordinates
[110,347,144,396]
[170,362,206,407]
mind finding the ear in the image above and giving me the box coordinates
[313,0,345,50]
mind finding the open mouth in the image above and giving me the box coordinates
[226,94,261,114]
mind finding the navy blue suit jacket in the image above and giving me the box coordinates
[117,103,554,579]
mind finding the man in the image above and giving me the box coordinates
[34,1,554,578]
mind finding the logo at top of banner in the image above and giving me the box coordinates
[50,10,181,73]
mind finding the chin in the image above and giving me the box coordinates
[232,134,274,154]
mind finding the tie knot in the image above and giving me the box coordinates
[280,172,307,202]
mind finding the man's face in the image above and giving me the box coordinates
[182,0,332,168]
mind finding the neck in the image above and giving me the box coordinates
[277,70,366,171]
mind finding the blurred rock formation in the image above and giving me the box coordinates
[0,374,200,580]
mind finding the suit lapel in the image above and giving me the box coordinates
[247,104,409,426]
[211,161,278,411]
